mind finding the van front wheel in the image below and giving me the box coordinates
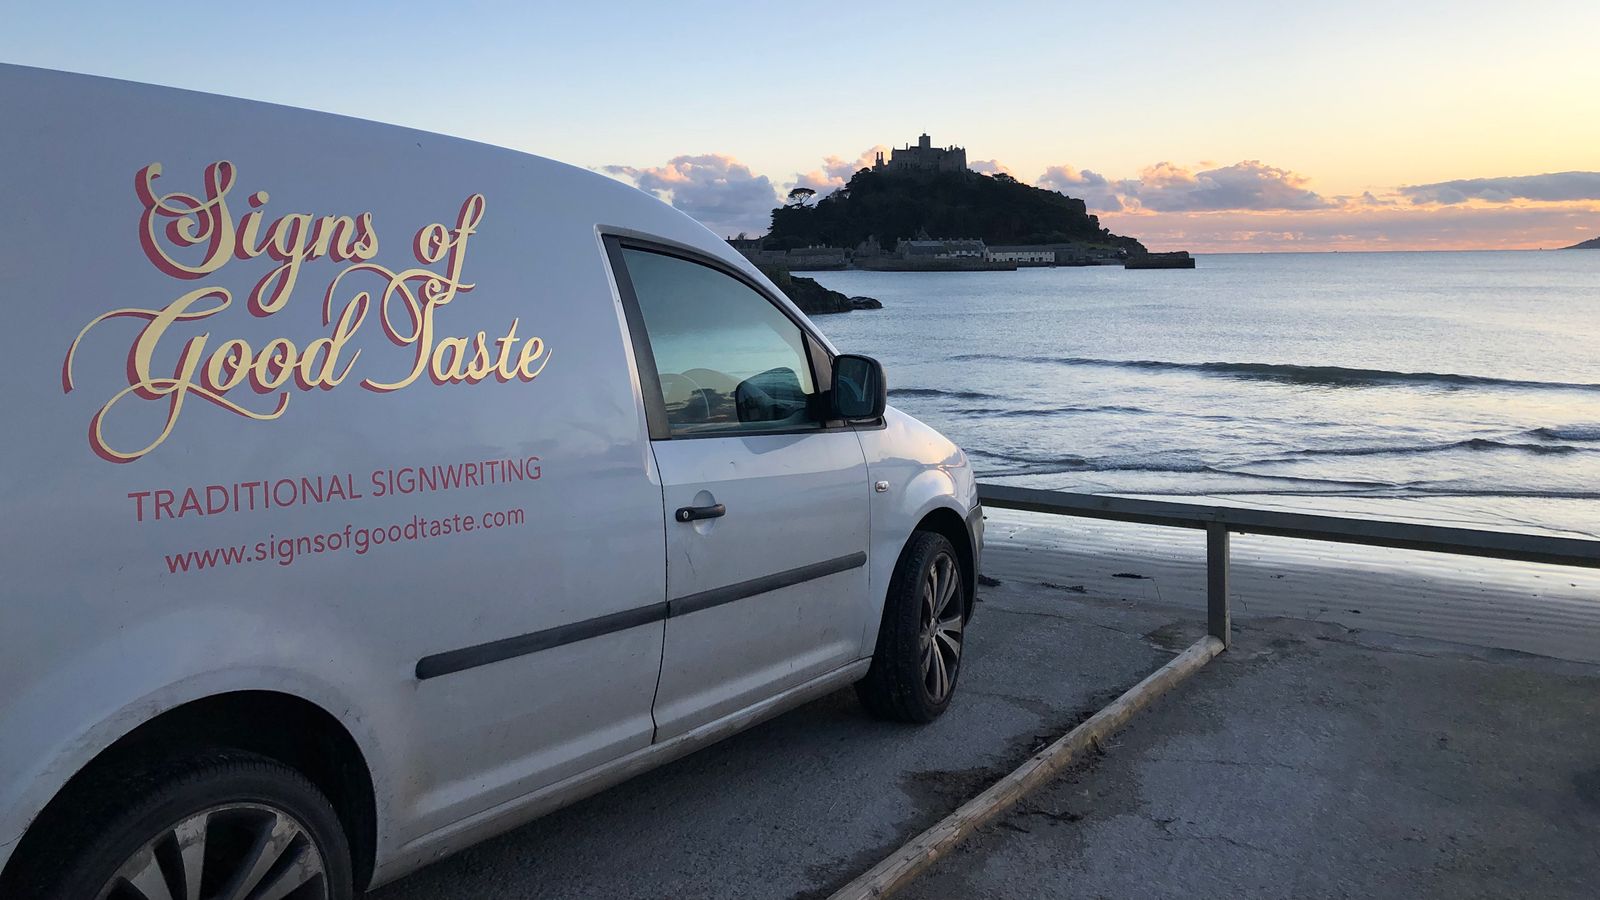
[856,530,968,723]
[18,751,353,900]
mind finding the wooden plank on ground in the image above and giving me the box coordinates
[828,635,1226,900]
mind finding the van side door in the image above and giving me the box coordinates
[608,240,872,741]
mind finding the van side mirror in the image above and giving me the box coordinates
[832,354,886,421]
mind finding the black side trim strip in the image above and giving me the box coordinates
[415,602,667,680]
[668,551,867,619]
[414,551,868,680]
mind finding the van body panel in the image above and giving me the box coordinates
[0,628,398,869]
[0,64,980,888]
[649,433,871,740]
[373,657,871,885]
[0,64,681,871]
[855,409,980,653]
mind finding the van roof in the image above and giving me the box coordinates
[0,62,761,277]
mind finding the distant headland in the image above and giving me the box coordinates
[1562,235,1600,249]
[732,134,1191,277]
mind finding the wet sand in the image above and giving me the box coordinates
[981,504,1600,665]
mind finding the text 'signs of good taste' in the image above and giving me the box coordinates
[63,162,550,462]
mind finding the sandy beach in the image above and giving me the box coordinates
[981,503,1600,665]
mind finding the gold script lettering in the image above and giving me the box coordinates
[64,288,290,463]
[66,166,548,462]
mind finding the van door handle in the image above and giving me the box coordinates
[675,503,726,523]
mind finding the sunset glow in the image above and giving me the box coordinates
[5,1,1598,251]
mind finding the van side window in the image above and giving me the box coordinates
[620,248,822,437]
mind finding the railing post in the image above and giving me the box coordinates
[1206,523,1231,648]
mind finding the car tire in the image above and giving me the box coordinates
[856,530,969,723]
[10,749,353,900]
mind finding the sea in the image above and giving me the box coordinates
[809,250,1600,541]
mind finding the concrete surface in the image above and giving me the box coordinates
[370,578,1183,899]
[901,614,1600,900]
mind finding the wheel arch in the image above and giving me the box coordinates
[0,689,379,893]
[912,506,977,617]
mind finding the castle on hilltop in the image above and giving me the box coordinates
[873,133,968,175]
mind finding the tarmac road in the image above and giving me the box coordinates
[901,616,1600,899]
[370,576,1184,899]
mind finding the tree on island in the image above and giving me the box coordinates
[784,187,816,208]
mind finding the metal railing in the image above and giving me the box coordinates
[976,484,1600,648]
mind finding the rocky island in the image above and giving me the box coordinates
[745,134,1180,313]
[757,265,881,315]
[764,137,1145,258]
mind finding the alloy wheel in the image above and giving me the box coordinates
[919,550,964,703]
[98,802,327,900]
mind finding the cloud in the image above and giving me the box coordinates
[1399,171,1600,205]
[1036,165,1123,211]
[969,159,1016,178]
[1099,164,1600,251]
[1351,190,1398,207]
[792,145,891,193]
[603,154,778,236]
[1097,202,1600,253]
[791,170,838,193]
[1036,159,1330,213]
[1121,160,1334,212]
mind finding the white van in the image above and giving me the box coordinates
[0,65,981,898]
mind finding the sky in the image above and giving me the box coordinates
[4,1,1599,251]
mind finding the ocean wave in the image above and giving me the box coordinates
[888,387,1001,401]
[1265,438,1597,460]
[1398,488,1600,500]
[970,355,1600,392]
[974,455,1600,500]
[1526,425,1600,442]
[965,448,1397,488]
[1104,486,1600,501]
[987,404,1156,418]
[945,402,1241,422]
[966,447,1194,472]
[967,436,1600,489]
